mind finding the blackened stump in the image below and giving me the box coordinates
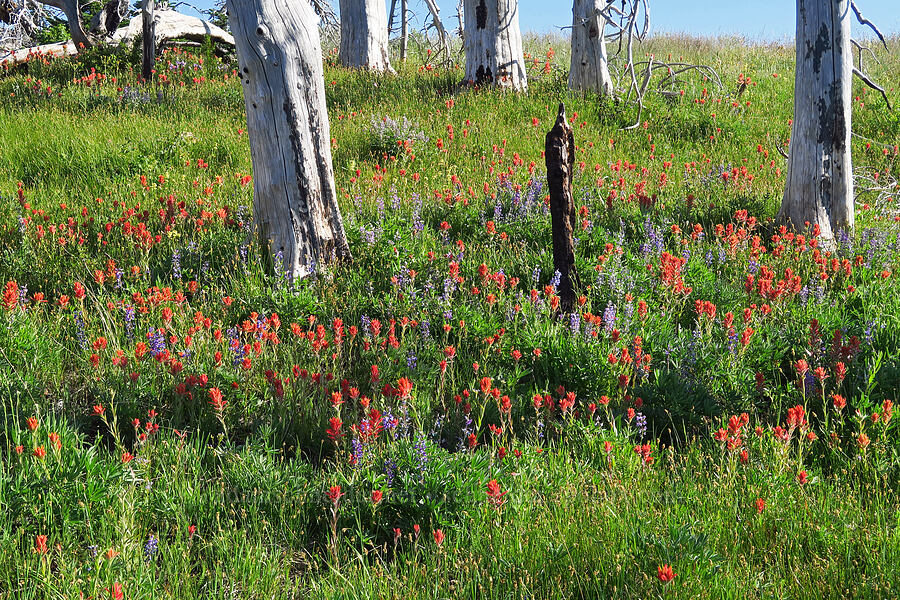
[545,103,578,312]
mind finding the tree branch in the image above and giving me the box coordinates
[850,1,887,50]
[853,66,892,110]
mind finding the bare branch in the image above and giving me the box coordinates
[851,1,887,50]
[853,66,892,110]
[850,38,879,71]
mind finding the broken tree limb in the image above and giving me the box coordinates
[852,66,892,110]
[850,0,887,49]
[545,103,578,313]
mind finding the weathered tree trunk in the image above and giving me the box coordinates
[89,0,129,37]
[546,104,578,312]
[49,0,93,48]
[339,0,393,72]
[569,0,613,95]
[780,0,853,240]
[463,0,527,90]
[400,0,408,62]
[227,0,351,279]
[141,0,156,82]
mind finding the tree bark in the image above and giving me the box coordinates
[462,0,527,91]
[546,103,578,312]
[44,0,93,48]
[141,0,156,82]
[227,0,351,280]
[339,0,393,72]
[112,10,235,47]
[400,0,408,62]
[780,0,854,240]
[569,0,613,95]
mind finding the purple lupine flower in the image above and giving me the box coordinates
[144,535,158,563]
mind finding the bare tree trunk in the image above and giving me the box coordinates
[463,0,527,90]
[400,0,408,62]
[339,0,393,72]
[227,0,351,280]
[780,0,854,240]
[46,0,93,48]
[546,104,578,312]
[569,0,613,95]
[141,0,155,82]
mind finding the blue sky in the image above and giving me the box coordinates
[183,0,900,41]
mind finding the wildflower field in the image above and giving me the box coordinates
[2,33,900,598]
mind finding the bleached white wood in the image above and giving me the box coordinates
[339,0,393,72]
[0,40,77,65]
[462,0,527,91]
[226,0,351,279]
[569,0,613,95]
[780,0,854,239]
[1,10,233,66]
[113,10,235,47]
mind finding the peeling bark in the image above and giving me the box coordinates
[463,0,527,91]
[227,0,351,280]
[780,0,854,240]
[569,0,614,95]
[339,0,393,72]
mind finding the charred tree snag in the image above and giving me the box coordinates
[545,104,578,313]
[463,0,527,90]
[141,0,155,82]
[227,0,352,280]
[339,0,393,73]
[569,0,614,95]
[780,0,854,241]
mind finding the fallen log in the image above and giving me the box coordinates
[1,10,233,67]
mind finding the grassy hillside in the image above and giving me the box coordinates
[1,33,900,598]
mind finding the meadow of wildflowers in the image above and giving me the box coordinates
[1,34,900,598]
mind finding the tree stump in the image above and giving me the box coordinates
[227,0,351,280]
[462,0,527,91]
[545,103,578,312]
[779,0,853,241]
[339,0,393,73]
[141,0,155,82]
[569,0,614,95]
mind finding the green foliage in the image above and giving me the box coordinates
[1,33,900,599]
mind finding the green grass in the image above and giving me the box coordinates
[1,34,900,598]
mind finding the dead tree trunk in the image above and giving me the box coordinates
[141,0,155,82]
[463,0,527,90]
[227,0,351,280]
[546,103,578,312]
[339,0,393,72]
[400,0,408,62]
[780,0,854,240]
[569,0,613,95]
[45,0,93,48]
